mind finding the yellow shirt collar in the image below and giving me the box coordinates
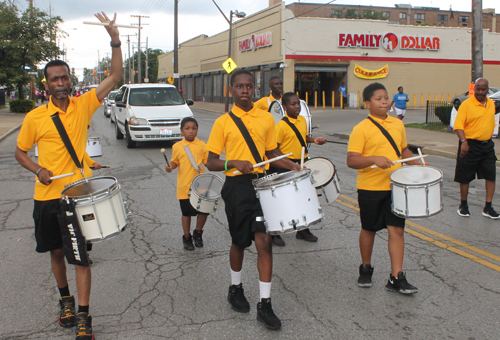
[285,113,299,123]
[232,104,258,117]
[47,95,74,115]
[368,113,390,123]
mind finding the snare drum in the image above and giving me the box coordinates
[86,137,102,157]
[253,170,323,234]
[390,166,443,218]
[61,176,127,242]
[189,173,225,214]
[304,157,340,205]
[299,100,312,136]
[269,100,285,125]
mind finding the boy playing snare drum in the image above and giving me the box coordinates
[346,82,427,294]
[165,117,209,251]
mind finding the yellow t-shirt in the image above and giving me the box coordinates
[275,114,308,159]
[253,93,279,111]
[170,138,208,199]
[17,90,102,200]
[453,96,495,140]
[83,153,96,167]
[206,105,277,177]
[348,114,407,191]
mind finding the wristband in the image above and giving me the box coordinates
[460,139,467,143]
[225,160,229,172]
[110,40,121,48]
[35,167,44,177]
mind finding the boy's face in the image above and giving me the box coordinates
[284,95,301,118]
[230,74,255,108]
[366,89,390,116]
[181,121,198,141]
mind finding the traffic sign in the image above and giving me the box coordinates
[167,76,174,85]
[144,78,149,83]
[222,58,237,74]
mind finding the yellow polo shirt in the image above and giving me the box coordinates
[170,138,208,199]
[83,153,96,167]
[348,114,407,191]
[17,90,102,200]
[206,105,277,177]
[453,96,495,140]
[253,93,279,111]
[276,114,308,159]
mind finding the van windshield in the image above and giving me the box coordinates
[129,88,185,106]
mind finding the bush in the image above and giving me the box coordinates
[435,105,453,125]
[9,99,35,113]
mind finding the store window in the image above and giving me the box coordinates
[459,16,469,23]
[438,14,448,21]
[414,13,425,20]
[399,12,406,19]
[383,12,390,18]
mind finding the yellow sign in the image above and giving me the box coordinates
[222,58,237,74]
[353,64,389,80]
[167,76,174,85]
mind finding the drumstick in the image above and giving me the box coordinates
[160,148,170,167]
[37,172,75,183]
[83,21,141,29]
[325,140,348,145]
[300,147,305,169]
[417,148,426,165]
[233,153,293,175]
[370,154,429,169]
[90,165,110,169]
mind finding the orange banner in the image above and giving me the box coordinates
[353,64,389,79]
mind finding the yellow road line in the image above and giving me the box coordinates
[335,197,500,272]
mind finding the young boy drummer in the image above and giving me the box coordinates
[271,92,327,244]
[346,82,426,294]
[206,69,300,330]
[165,117,209,250]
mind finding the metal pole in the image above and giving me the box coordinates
[224,11,233,113]
[145,37,149,81]
[128,36,132,83]
[137,16,142,83]
[174,0,179,89]
[471,0,483,82]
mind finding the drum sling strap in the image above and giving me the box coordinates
[51,113,90,266]
[367,116,402,159]
[282,116,308,154]
[229,111,264,164]
[182,144,203,173]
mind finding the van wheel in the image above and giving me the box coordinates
[125,123,136,148]
[115,121,124,140]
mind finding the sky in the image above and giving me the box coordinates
[18,0,499,80]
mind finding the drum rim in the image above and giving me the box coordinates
[61,176,119,198]
[304,157,336,188]
[390,165,443,186]
[254,169,311,190]
[190,173,224,200]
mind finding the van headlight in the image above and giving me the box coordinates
[129,117,149,126]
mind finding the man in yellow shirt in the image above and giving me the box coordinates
[14,12,122,340]
[206,69,299,331]
[253,76,283,111]
[453,77,499,219]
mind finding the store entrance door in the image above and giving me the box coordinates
[294,65,348,107]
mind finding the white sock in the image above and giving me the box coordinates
[230,269,241,286]
[259,281,271,300]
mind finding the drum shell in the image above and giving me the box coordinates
[188,173,224,214]
[61,177,127,242]
[86,137,102,157]
[254,170,323,234]
[305,158,341,205]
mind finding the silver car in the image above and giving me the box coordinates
[105,90,119,119]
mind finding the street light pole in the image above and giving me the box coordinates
[224,10,234,113]
[174,0,179,90]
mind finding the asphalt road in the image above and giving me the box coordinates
[1,106,500,339]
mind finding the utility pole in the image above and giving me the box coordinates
[145,37,149,82]
[174,0,179,90]
[131,15,149,84]
[132,46,135,83]
[121,34,136,84]
[471,0,483,82]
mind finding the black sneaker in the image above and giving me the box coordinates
[227,283,250,313]
[385,271,418,295]
[192,229,204,247]
[58,295,75,328]
[483,206,500,219]
[183,234,195,251]
[358,264,373,288]
[457,204,470,217]
[272,235,286,247]
[256,298,282,330]
[75,312,94,340]
[296,228,318,242]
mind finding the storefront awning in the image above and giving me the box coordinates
[295,65,347,72]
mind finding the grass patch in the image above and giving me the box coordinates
[405,122,454,133]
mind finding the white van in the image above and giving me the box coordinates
[112,84,194,148]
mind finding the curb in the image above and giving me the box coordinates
[0,123,22,143]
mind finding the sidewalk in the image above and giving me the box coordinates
[0,106,25,143]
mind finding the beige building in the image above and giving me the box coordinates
[158,1,500,108]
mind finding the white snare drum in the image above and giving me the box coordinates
[304,157,340,205]
[254,170,323,234]
[189,173,225,214]
[299,99,312,136]
[269,100,285,125]
[390,166,443,218]
[61,176,127,242]
[86,137,102,157]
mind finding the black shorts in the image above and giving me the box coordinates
[269,158,306,174]
[33,199,63,253]
[221,174,266,248]
[179,199,209,217]
[357,190,405,232]
[454,139,497,184]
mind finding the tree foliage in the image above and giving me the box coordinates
[0,2,63,97]
[331,7,388,20]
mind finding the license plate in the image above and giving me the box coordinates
[160,129,172,137]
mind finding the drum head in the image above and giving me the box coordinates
[191,174,224,199]
[391,166,442,185]
[62,177,117,197]
[269,100,284,125]
[299,100,312,135]
[255,169,310,189]
[304,158,335,186]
